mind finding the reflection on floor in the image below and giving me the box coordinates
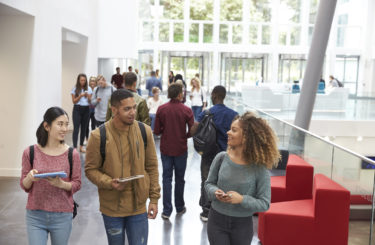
[0,134,372,244]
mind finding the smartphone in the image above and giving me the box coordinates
[117,175,144,183]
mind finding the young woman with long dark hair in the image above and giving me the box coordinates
[20,107,81,245]
[205,112,280,245]
[71,73,92,152]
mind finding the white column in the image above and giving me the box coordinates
[294,0,338,130]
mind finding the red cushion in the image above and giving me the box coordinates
[350,195,372,205]
[271,176,286,203]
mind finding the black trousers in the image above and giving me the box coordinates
[85,110,96,139]
[207,208,253,245]
[72,105,90,148]
[200,153,217,215]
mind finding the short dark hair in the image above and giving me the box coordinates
[36,107,68,147]
[151,71,156,76]
[175,74,183,81]
[212,85,226,101]
[128,66,132,70]
[116,67,120,70]
[111,89,134,107]
[168,83,183,99]
[124,72,137,87]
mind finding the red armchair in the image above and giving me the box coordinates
[258,174,350,245]
[271,154,314,203]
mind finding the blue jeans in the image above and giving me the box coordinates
[149,113,156,131]
[191,106,203,121]
[161,152,188,216]
[26,209,72,245]
[137,88,142,95]
[102,212,148,245]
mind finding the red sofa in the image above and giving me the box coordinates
[258,174,350,245]
[271,154,314,203]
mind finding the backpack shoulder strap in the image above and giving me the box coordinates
[29,145,34,168]
[68,147,74,179]
[99,124,106,165]
[95,87,99,97]
[138,121,147,149]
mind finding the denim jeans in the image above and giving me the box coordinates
[102,212,148,245]
[191,106,203,121]
[161,152,188,216]
[26,209,72,245]
[137,88,142,96]
[72,105,90,148]
[149,113,156,131]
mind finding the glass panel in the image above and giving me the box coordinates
[190,0,213,20]
[244,58,263,84]
[290,60,303,82]
[186,57,200,81]
[160,0,184,19]
[139,52,154,78]
[220,0,242,21]
[170,57,184,75]
[142,22,154,42]
[249,25,258,45]
[250,0,271,22]
[189,23,199,43]
[159,23,169,42]
[290,26,301,45]
[308,26,314,45]
[173,23,184,42]
[219,24,229,43]
[138,0,153,18]
[309,0,319,24]
[332,147,374,244]
[345,58,358,82]
[262,25,271,45]
[230,59,243,91]
[336,26,345,47]
[203,24,213,43]
[335,57,345,81]
[232,25,243,44]
[279,0,301,23]
[279,26,288,45]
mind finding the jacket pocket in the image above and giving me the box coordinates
[136,173,150,204]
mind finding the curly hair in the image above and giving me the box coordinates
[236,112,280,169]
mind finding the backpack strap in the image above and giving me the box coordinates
[138,121,147,149]
[99,124,106,165]
[29,145,34,168]
[68,147,74,179]
[99,122,147,167]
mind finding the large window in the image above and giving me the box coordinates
[190,0,213,20]
[250,0,272,22]
[335,56,359,95]
[278,54,306,83]
[160,0,184,19]
[220,0,242,21]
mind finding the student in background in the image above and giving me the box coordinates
[205,112,280,245]
[111,67,124,89]
[189,77,207,120]
[71,73,92,153]
[20,107,81,245]
[147,87,163,131]
[91,75,116,127]
[86,76,97,141]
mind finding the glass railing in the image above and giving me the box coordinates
[227,96,375,245]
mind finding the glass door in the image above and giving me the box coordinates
[335,55,359,96]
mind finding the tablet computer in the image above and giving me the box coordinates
[34,171,67,179]
[117,175,144,182]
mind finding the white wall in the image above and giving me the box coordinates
[0,11,35,176]
[98,0,139,59]
[0,1,98,176]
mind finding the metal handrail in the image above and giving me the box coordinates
[229,95,375,166]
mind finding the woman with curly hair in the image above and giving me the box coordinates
[205,111,280,245]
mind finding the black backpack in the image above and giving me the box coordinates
[29,145,79,218]
[193,110,219,156]
[336,79,344,87]
[98,121,147,165]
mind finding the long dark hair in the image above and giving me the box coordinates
[75,73,88,97]
[36,107,69,147]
